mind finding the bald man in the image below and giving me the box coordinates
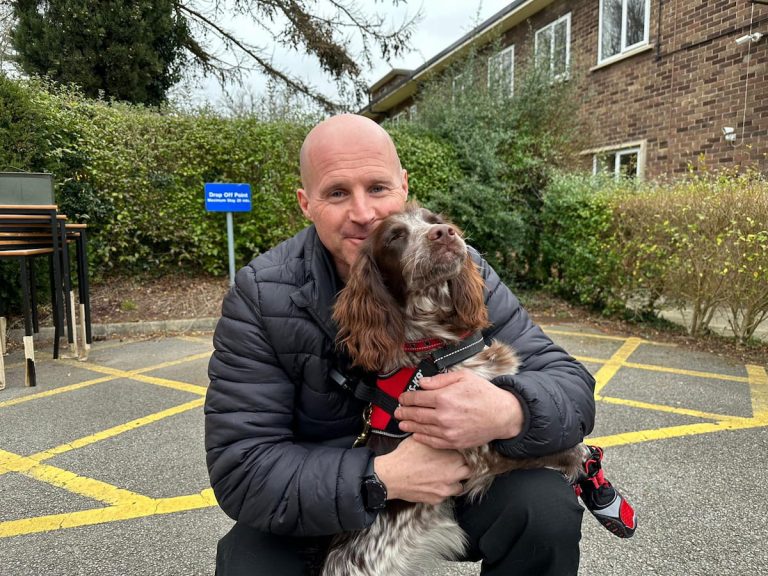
[206,114,594,575]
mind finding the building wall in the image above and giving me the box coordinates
[570,0,768,179]
[372,0,768,179]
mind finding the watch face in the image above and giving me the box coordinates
[364,477,387,510]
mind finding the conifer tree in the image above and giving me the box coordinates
[11,0,189,106]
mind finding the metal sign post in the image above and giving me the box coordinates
[204,182,252,286]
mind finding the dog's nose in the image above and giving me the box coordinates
[428,224,456,243]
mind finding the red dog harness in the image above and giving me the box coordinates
[353,332,487,439]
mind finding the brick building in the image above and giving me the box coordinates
[360,0,768,181]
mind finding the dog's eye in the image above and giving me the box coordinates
[423,211,443,225]
[385,228,406,247]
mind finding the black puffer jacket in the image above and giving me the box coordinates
[205,225,595,537]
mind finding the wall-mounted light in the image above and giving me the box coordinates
[736,32,764,45]
[722,126,737,142]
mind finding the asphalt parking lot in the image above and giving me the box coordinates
[0,322,766,576]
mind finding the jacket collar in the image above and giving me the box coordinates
[289,225,342,341]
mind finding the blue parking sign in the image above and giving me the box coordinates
[204,183,252,212]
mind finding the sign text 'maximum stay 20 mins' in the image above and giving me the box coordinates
[204,182,252,212]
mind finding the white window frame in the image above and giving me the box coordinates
[535,13,571,81]
[409,104,418,120]
[391,110,406,125]
[598,0,651,64]
[452,72,471,100]
[487,45,515,95]
[592,146,642,179]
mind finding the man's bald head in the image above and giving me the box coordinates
[295,113,409,280]
[299,114,402,194]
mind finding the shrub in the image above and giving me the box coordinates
[0,77,475,289]
[403,46,587,283]
[544,169,768,341]
[388,125,463,203]
[540,173,625,312]
[616,170,768,339]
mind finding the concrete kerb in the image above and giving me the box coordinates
[658,307,768,343]
[8,317,220,343]
[7,310,766,347]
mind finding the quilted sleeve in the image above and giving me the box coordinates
[204,265,375,536]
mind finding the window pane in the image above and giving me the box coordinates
[489,48,513,93]
[594,153,612,175]
[536,28,552,69]
[626,0,647,47]
[488,53,503,87]
[601,0,622,59]
[553,20,568,77]
[618,152,639,177]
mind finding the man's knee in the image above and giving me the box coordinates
[457,468,584,565]
[216,523,331,576]
[499,468,584,540]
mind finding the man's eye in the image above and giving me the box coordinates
[371,185,385,194]
[329,190,345,199]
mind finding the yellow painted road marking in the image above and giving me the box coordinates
[1,329,764,539]
[58,359,207,396]
[0,375,116,409]
[177,334,214,344]
[589,416,768,448]
[573,355,610,365]
[747,364,768,418]
[543,328,635,342]
[25,398,204,463]
[597,395,750,422]
[543,328,677,346]
[572,356,751,384]
[131,351,212,374]
[623,361,750,383]
[593,337,644,396]
[0,449,153,506]
[0,351,210,409]
[0,489,218,538]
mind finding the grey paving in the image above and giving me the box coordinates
[0,322,766,576]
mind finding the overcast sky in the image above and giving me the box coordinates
[191,0,512,107]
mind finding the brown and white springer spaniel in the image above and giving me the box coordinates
[324,203,587,576]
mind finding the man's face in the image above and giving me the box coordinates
[297,119,408,281]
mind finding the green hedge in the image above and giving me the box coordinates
[541,171,768,341]
[540,173,625,312]
[0,77,466,284]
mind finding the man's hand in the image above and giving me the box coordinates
[373,436,471,505]
[395,369,524,450]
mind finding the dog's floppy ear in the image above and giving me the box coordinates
[449,256,489,332]
[333,247,405,371]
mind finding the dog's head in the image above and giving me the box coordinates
[334,203,489,370]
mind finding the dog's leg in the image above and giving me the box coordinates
[322,502,467,576]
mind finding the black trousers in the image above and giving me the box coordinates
[215,468,584,576]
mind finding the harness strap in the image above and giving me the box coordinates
[353,331,487,437]
[431,332,487,371]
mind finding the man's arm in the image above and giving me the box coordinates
[205,266,374,537]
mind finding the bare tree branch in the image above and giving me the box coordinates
[174,0,420,111]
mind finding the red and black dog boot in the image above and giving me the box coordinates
[575,445,637,538]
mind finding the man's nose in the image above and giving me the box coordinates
[349,192,376,224]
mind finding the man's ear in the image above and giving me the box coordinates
[297,189,312,220]
[402,169,409,199]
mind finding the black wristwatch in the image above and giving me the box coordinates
[361,460,387,511]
